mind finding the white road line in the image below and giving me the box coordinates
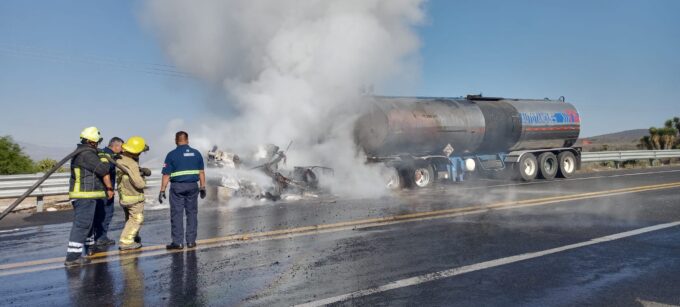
[295,221,680,307]
[0,228,20,234]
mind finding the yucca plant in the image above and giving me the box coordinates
[667,127,678,149]
[649,127,661,150]
[660,128,675,149]
[674,117,680,148]
[639,136,653,150]
[665,119,674,129]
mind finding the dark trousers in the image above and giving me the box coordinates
[170,182,199,245]
[93,197,115,241]
[66,199,98,259]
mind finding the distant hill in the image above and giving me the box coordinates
[576,129,648,151]
[16,141,73,161]
[583,129,648,143]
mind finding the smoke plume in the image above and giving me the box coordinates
[144,0,425,197]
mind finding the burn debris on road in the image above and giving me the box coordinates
[207,144,333,201]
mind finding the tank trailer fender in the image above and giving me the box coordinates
[380,155,452,169]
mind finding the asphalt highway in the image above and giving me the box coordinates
[1,166,679,306]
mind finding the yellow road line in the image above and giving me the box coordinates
[1,181,679,274]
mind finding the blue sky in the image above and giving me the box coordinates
[1,0,679,148]
[417,0,680,137]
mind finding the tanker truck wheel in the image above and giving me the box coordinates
[557,151,577,178]
[537,152,558,180]
[413,165,435,188]
[516,154,538,181]
[380,167,403,190]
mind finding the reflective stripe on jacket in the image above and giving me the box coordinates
[98,152,110,163]
[170,170,200,177]
[69,144,109,199]
[116,155,146,205]
[99,147,117,188]
[162,144,204,182]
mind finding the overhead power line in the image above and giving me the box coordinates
[0,43,195,79]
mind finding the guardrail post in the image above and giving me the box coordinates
[36,195,44,212]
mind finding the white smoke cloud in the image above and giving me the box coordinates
[143,0,425,197]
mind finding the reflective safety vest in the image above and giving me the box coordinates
[69,144,109,199]
[69,167,106,199]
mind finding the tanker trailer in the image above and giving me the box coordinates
[354,95,581,188]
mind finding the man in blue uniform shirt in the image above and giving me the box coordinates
[92,137,123,249]
[159,131,206,250]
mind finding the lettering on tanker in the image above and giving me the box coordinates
[520,111,580,125]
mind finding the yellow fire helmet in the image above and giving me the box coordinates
[122,136,149,154]
[80,126,102,143]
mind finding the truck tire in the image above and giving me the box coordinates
[557,151,577,178]
[381,167,403,190]
[302,169,319,188]
[489,168,512,180]
[537,152,558,180]
[517,154,538,181]
[413,165,435,188]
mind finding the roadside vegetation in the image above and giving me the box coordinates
[0,136,65,175]
[582,117,680,171]
[638,117,680,150]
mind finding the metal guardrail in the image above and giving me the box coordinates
[0,172,161,199]
[0,171,161,212]
[1,150,679,212]
[580,150,680,163]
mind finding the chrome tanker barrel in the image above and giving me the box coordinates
[354,96,580,156]
[354,97,486,156]
[503,98,580,151]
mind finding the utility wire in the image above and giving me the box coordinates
[0,43,195,79]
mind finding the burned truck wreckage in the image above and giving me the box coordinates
[206,94,581,197]
[207,144,333,201]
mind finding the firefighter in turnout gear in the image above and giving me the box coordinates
[116,136,151,250]
[65,127,114,267]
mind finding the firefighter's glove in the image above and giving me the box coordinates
[199,187,207,199]
[139,168,152,177]
[158,191,166,204]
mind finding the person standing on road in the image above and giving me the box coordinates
[159,131,206,250]
[91,137,123,249]
[116,136,150,250]
[65,127,114,267]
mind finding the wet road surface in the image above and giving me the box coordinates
[1,166,679,306]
